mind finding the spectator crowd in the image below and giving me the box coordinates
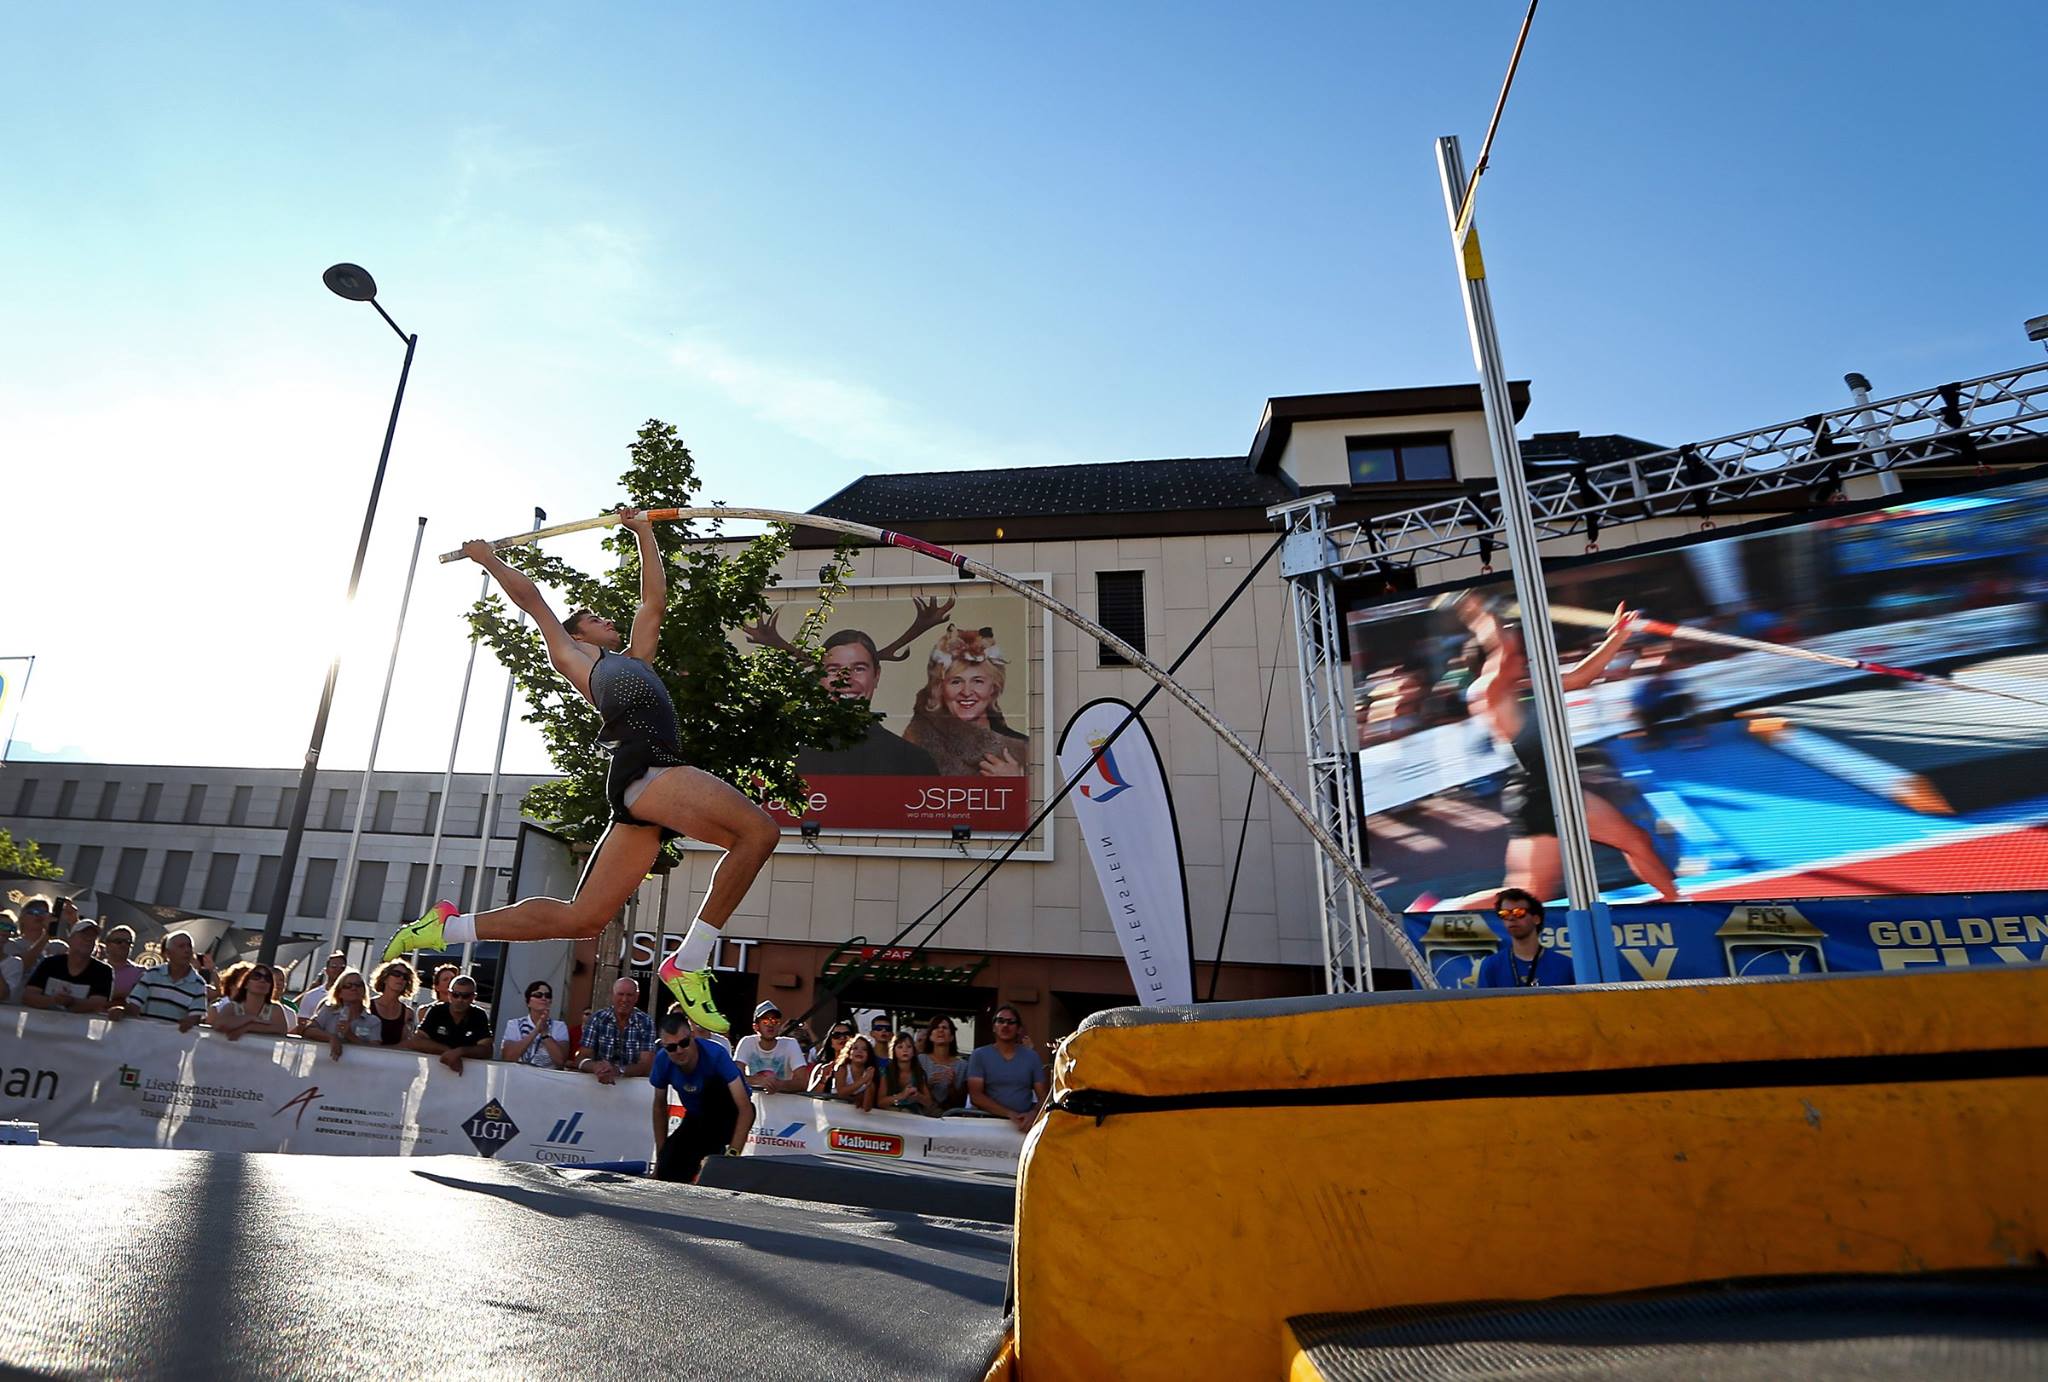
[3,898,1052,1165]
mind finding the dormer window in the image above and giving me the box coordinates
[1346,432,1455,485]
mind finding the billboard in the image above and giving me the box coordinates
[1349,471,2048,911]
[735,586,1039,834]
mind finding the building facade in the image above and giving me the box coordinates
[0,762,552,990]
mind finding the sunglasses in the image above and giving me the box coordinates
[994,1016,1020,1026]
[1496,906,1533,919]
[530,990,552,999]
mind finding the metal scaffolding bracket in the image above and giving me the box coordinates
[1270,493,1376,993]
[1312,361,2048,580]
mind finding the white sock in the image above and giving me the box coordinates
[443,913,478,945]
[672,919,719,972]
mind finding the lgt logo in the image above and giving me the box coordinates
[463,1099,520,1157]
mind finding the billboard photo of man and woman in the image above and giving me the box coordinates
[735,587,1037,834]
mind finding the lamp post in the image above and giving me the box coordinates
[258,265,417,967]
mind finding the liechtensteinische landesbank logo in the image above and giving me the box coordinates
[463,1099,520,1157]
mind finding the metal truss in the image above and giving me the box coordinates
[1317,361,2048,580]
[1274,494,1376,993]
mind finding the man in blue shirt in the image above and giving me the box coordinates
[1475,888,1576,989]
[649,1009,755,1182]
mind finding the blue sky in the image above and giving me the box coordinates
[2,2,2042,774]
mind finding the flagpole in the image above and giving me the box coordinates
[327,518,428,965]
[422,570,489,950]
[461,507,544,977]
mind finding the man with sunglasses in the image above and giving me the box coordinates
[406,975,496,1074]
[1475,888,1576,988]
[650,1009,754,1182]
[965,1004,1047,1132]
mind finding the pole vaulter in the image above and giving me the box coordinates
[1536,602,2048,711]
[439,507,1439,987]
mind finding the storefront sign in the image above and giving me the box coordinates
[620,932,756,971]
[819,937,991,989]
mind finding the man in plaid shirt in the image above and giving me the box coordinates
[573,977,657,1084]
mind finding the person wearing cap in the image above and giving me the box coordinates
[23,917,115,1015]
[2,899,67,984]
[732,1000,810,1094]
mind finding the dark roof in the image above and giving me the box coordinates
[809,456,1295,527]
[1249,381,1531,474]
[1519,431,1670,468]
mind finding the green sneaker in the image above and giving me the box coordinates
[382,899,455,963]
[658,953,729,1034]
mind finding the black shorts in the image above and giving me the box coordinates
[1500,767,1558,838]
[603,738,690,843]
[656,1111,738,1183]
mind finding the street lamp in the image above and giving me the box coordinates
[258,265,418,967]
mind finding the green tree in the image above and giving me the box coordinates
[0,826,61,881]
[467,420,872,852]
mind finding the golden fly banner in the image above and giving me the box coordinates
[734,588,1036,834]
[0,1008,649,1164]
[1056,698,1195,1005]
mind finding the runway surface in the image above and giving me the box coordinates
[0,1146,1011,1381]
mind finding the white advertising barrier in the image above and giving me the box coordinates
[0,1007,649,1165]
[1056,698,1196,1006]
[743,1091,1022,1178]
[1359,604,2043,814]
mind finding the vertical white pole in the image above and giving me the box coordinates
[327,517,428,961]
[424,570,491,926]
[460,507,544,976]
[1437,133,1618,982]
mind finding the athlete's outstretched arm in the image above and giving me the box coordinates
[1561,603,1638,691]
[621,507,665,661]
[460,539,589,688]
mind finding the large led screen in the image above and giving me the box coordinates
[1349,472,2048,911]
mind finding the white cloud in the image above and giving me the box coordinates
[669,338,1076,474]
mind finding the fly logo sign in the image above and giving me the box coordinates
[546,1112,586,1146]
[749,1121,809,1151]
[827,1127,904,1158]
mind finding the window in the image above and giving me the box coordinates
[141,782,165,821]
[249,855,282,911]
[40,843,60,866]
[424,791,442,835]
[1346,432,1455,486]
[10,777,37,814]
[95,782,121,821]
[1096,571,1147,667]
[70,845,103,889]
[113,848,148,898]
[403,862,431,918]
[373,790,398,834]
[156,851,194,907]
[273,787,298,829]
[183,784,208,824]
[298,858,337,917]
[348,860,389,922]
[229,785,253,827]
[56,781,79,818]
[201,853,239,912]
[323,789,349,832]
[458,865,479,911]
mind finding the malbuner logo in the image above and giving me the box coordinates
[827,1127,904,1158]
[1078,734,1132,802]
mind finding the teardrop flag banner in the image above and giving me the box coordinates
[1056,697,1195,1006]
